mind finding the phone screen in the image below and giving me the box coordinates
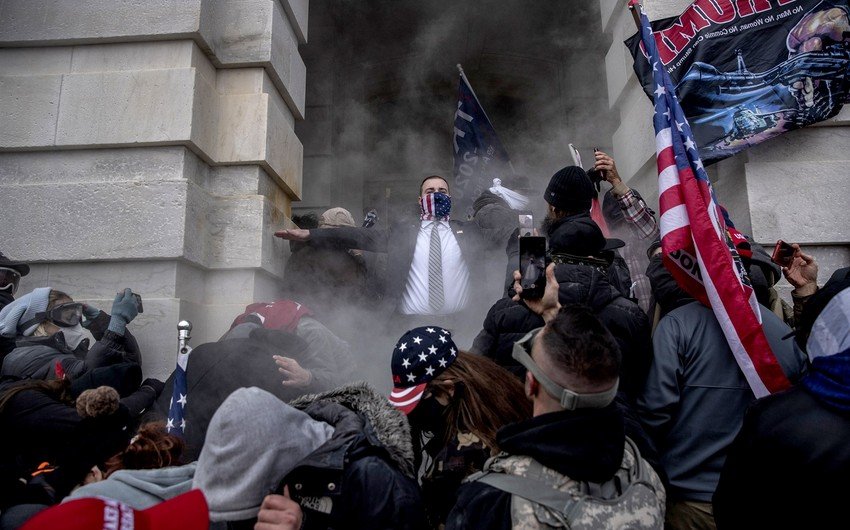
[519,236,547,299]
[518,214,534,237]
[133,293,144,314]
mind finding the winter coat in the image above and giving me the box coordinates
[307,219,488,313]
[0,291,15,362]
[152,319,355,461]
[472,191,528,302]
[472,191,519,249]
[0,310,141,382]
[472,262,652,399]
[713,385,850,529]
[283,243,369,313]
[66,462,196,509]
[286,383,427,530]
[0,386,135,507]
[445,404,663,530]
[636,300,808,503]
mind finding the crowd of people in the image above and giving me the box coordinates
[0,150,847,530]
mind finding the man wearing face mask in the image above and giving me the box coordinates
[275,176,486,322]
[0,251,30,361]
[0,287,143,382]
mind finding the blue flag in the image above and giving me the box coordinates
[453,66,512,216]
[166,349,190,437]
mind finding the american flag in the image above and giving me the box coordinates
[166,348,190,436]
[637,4,790,397]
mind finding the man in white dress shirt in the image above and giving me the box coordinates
[275,176,486,320]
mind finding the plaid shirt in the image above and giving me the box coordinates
[618,189,659,241]
[616,189,659,314]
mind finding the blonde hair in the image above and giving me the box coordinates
[33,289,72,336]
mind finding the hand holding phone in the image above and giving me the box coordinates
[771,240,795,268]
[518,214,534,237]
[519,236,547,299]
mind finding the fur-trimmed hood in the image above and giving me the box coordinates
[289,382,415,477]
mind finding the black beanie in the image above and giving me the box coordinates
[545,166,595,212]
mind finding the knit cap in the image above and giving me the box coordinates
[0,287,51,337]
[544,166,595,212]
[193,387,334,522]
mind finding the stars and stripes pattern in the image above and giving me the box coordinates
[420,192,452,221]
[389,326,458,414]
[166,347,190,436]
[637,4,790,398]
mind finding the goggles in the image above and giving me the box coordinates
[512,328,618,411]
[0,267,21,294]
[47,302,84,327]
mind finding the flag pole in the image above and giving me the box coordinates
[627,0,642,30]
[456,64,498,135]
[456,63,516,175]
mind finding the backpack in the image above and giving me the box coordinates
[465,437,665,529]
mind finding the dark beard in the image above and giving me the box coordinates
[540,214,555,236]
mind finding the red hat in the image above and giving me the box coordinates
[727,227,753,260]
[20,490,208,530]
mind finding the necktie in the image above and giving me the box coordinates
[428,222,444,312]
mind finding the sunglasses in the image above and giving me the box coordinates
[0,267,21,295]
[48,302,84,327]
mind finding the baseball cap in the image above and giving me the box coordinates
[20,490,208,530]
[389,326,458,414]
[727,227,753,260]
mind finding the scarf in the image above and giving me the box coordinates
[420,192,451,221]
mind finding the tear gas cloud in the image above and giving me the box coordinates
[261,0,618,392]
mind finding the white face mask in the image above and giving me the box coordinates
[60,324,90,350]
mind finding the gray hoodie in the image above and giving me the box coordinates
[65,462,196,509]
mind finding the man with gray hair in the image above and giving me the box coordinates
[446,265,665,530]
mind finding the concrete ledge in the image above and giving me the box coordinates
[279,0,309,44]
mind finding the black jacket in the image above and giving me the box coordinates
[472,262,652,399]
[286,384,427,530]
[713,385,850,529]
[308,220,487,311]
[1,310,141,382]
[0,291,15,362]
[0,386,135,507]
[445,405,626,530]
[153,321,355,461]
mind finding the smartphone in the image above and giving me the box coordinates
[771,240,795,268]
[518,214,534,237]
[132,293,144,314]
[519,236,547,299]
[586,147,605,185]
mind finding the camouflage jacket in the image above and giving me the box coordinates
[466,437,666,529]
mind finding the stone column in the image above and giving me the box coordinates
[0,0,308,377]
[600,0,849,301]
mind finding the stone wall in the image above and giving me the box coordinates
[0,0,308,378]
[600,0,849,301]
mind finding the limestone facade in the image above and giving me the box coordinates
[1,0,308,377]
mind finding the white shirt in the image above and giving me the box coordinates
[400,220,471,315]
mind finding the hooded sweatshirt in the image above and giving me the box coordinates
[193,387,334,523]
[65,463,197,509]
